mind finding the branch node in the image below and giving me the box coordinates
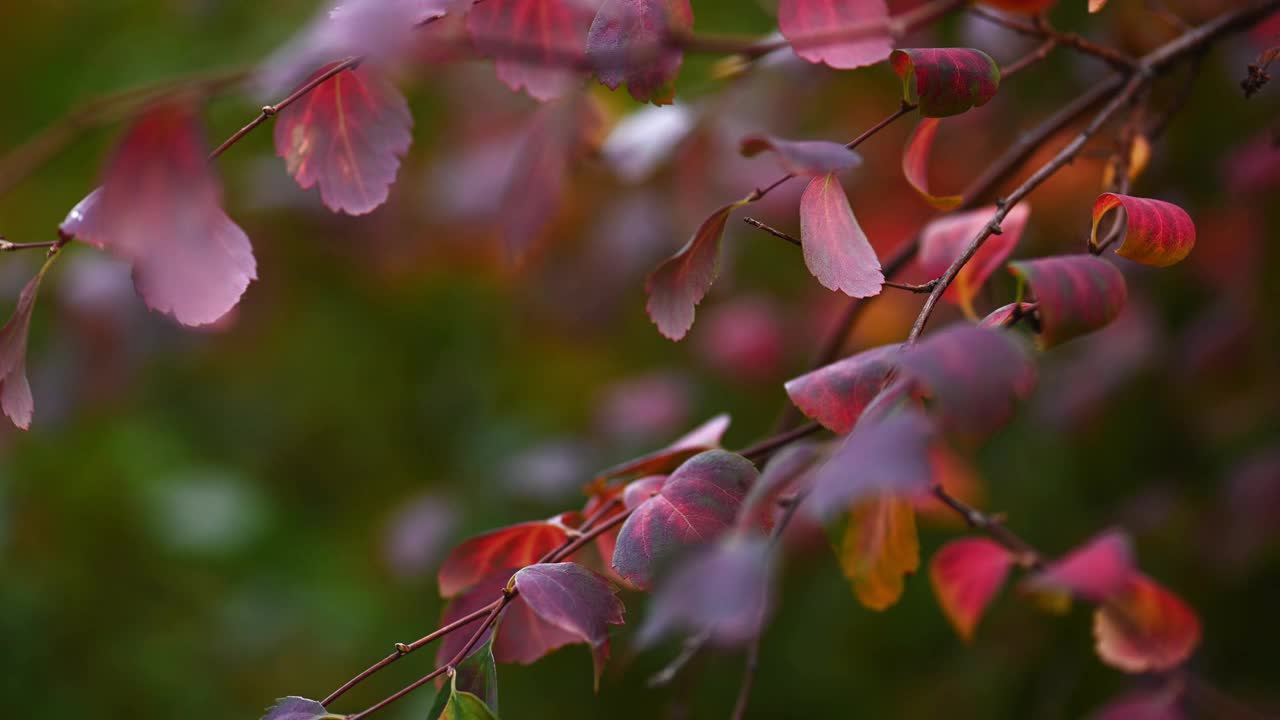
[261,105,278,117]
[394,642,410,655]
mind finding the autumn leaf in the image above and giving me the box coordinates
[1094,573,1202,673]
[1092,193,1196,267]
[0,265,52,429]
[902,118,963,209]
[777,0,893,70]
[739,134,863,176]
[1022,528,1134,603]
[467,0,597,102]
[930,538,1014,641]
[59,104,256,327]
[918,204,1031,316]
[512,562,626,688]
[808,408,937,519]
[839,494,920,611]
[437,513,580,598]
[1008,255,1128,348]
[784,343,899,434]
[738,442,825,531]
[261,697,341,720]
[587,0,693,104]
[799,172,884,297]
[645,201,743,341]
[612,449,757,588]
[891,48,1000,118]
[637,535,774,647]
[436,571,578,669]
[273,63,412,215]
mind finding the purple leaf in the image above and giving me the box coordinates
[738,442,825,531]
[0,269,47,429]
[612,449,758,588]
[739,135,863,176]
[512,562,626,688]
[637,535,774,647]
[808,408,937,520]
[262,697,337,720]
[60,104,256,327]
[467,0,597,102]
[799,172,884,297]
[587,0,693,104]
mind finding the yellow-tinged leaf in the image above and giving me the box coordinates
[1101,135,1152,189]
[839,494,920,610]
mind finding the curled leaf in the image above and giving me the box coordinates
[273,63,412,215]
[784,343,899,434]
[612,450,757,588]
[739,134,863,176]
[799,172,884,297]
[930,538,1014,641]
[890,48,1000,118]
[1092,193,1196,267]
[60,105,256,327]
[1008,255,1128,348]
[777,0,893,70]
[513,562,626,688]
[587,0,693,104]
[1094,573,1201,674]
[918,204,1030,314]
[645,202,742,341]
[840,494,920,611]
[902,118,963,210]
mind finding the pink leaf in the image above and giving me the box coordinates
[0,269,47,429]
[1007,254,1128,348]
[918,204,1030,312]
[902,118,963,210]
[645,201,741,341]
[890,48,1001,118]
[777,0,893,70]
[612,450,757,588]
[512,562,626,688]
[1022,528,1134,602]
[930,538,1014,642]
[1092,193,1196,268]
[799,172,884,297]
[784,343,899,434]
[60,105,256,327]
[467,0,597,101]
[739,134,863,176]
[273,63,412,215]
[587,0,693,104]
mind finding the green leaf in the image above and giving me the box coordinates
[427,637,500,720]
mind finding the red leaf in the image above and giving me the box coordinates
[612,450,758,589]
[739,134,863,176]
[645,201,741,341]
[638,535,773,647]
[980,301,1036,328]
[784,343,899,434]
[437,513,579,597]
[800,172,884,297]
[890,48,1001,118]
[1008,255,1128,348]
[512,562,625,688]
[60,105,256,327]
[808,408,937,519]
[918,205,1030,314]
[930,538,1014,641]
[437,571,579,669]
[1094,573,1201,673]
[0,269,48,429]
[1092,193,1196,268]
[467,0,597,101]
[777,0,892,70]
[273,64,412,215]
[902,118,963,210]
[840,493,920,610]
[499,96,601,262]
[587,0,693,104]
[592,413,732,484]
[900,325,1036,441]
[1023,528,1134,603]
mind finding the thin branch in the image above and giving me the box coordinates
[0,239,59,252]
[884,279,939,294]
[743,217,800,247]
[1000,38,1059,79]
[970,7,1137,71]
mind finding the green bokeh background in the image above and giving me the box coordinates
[0,1,1277,718]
